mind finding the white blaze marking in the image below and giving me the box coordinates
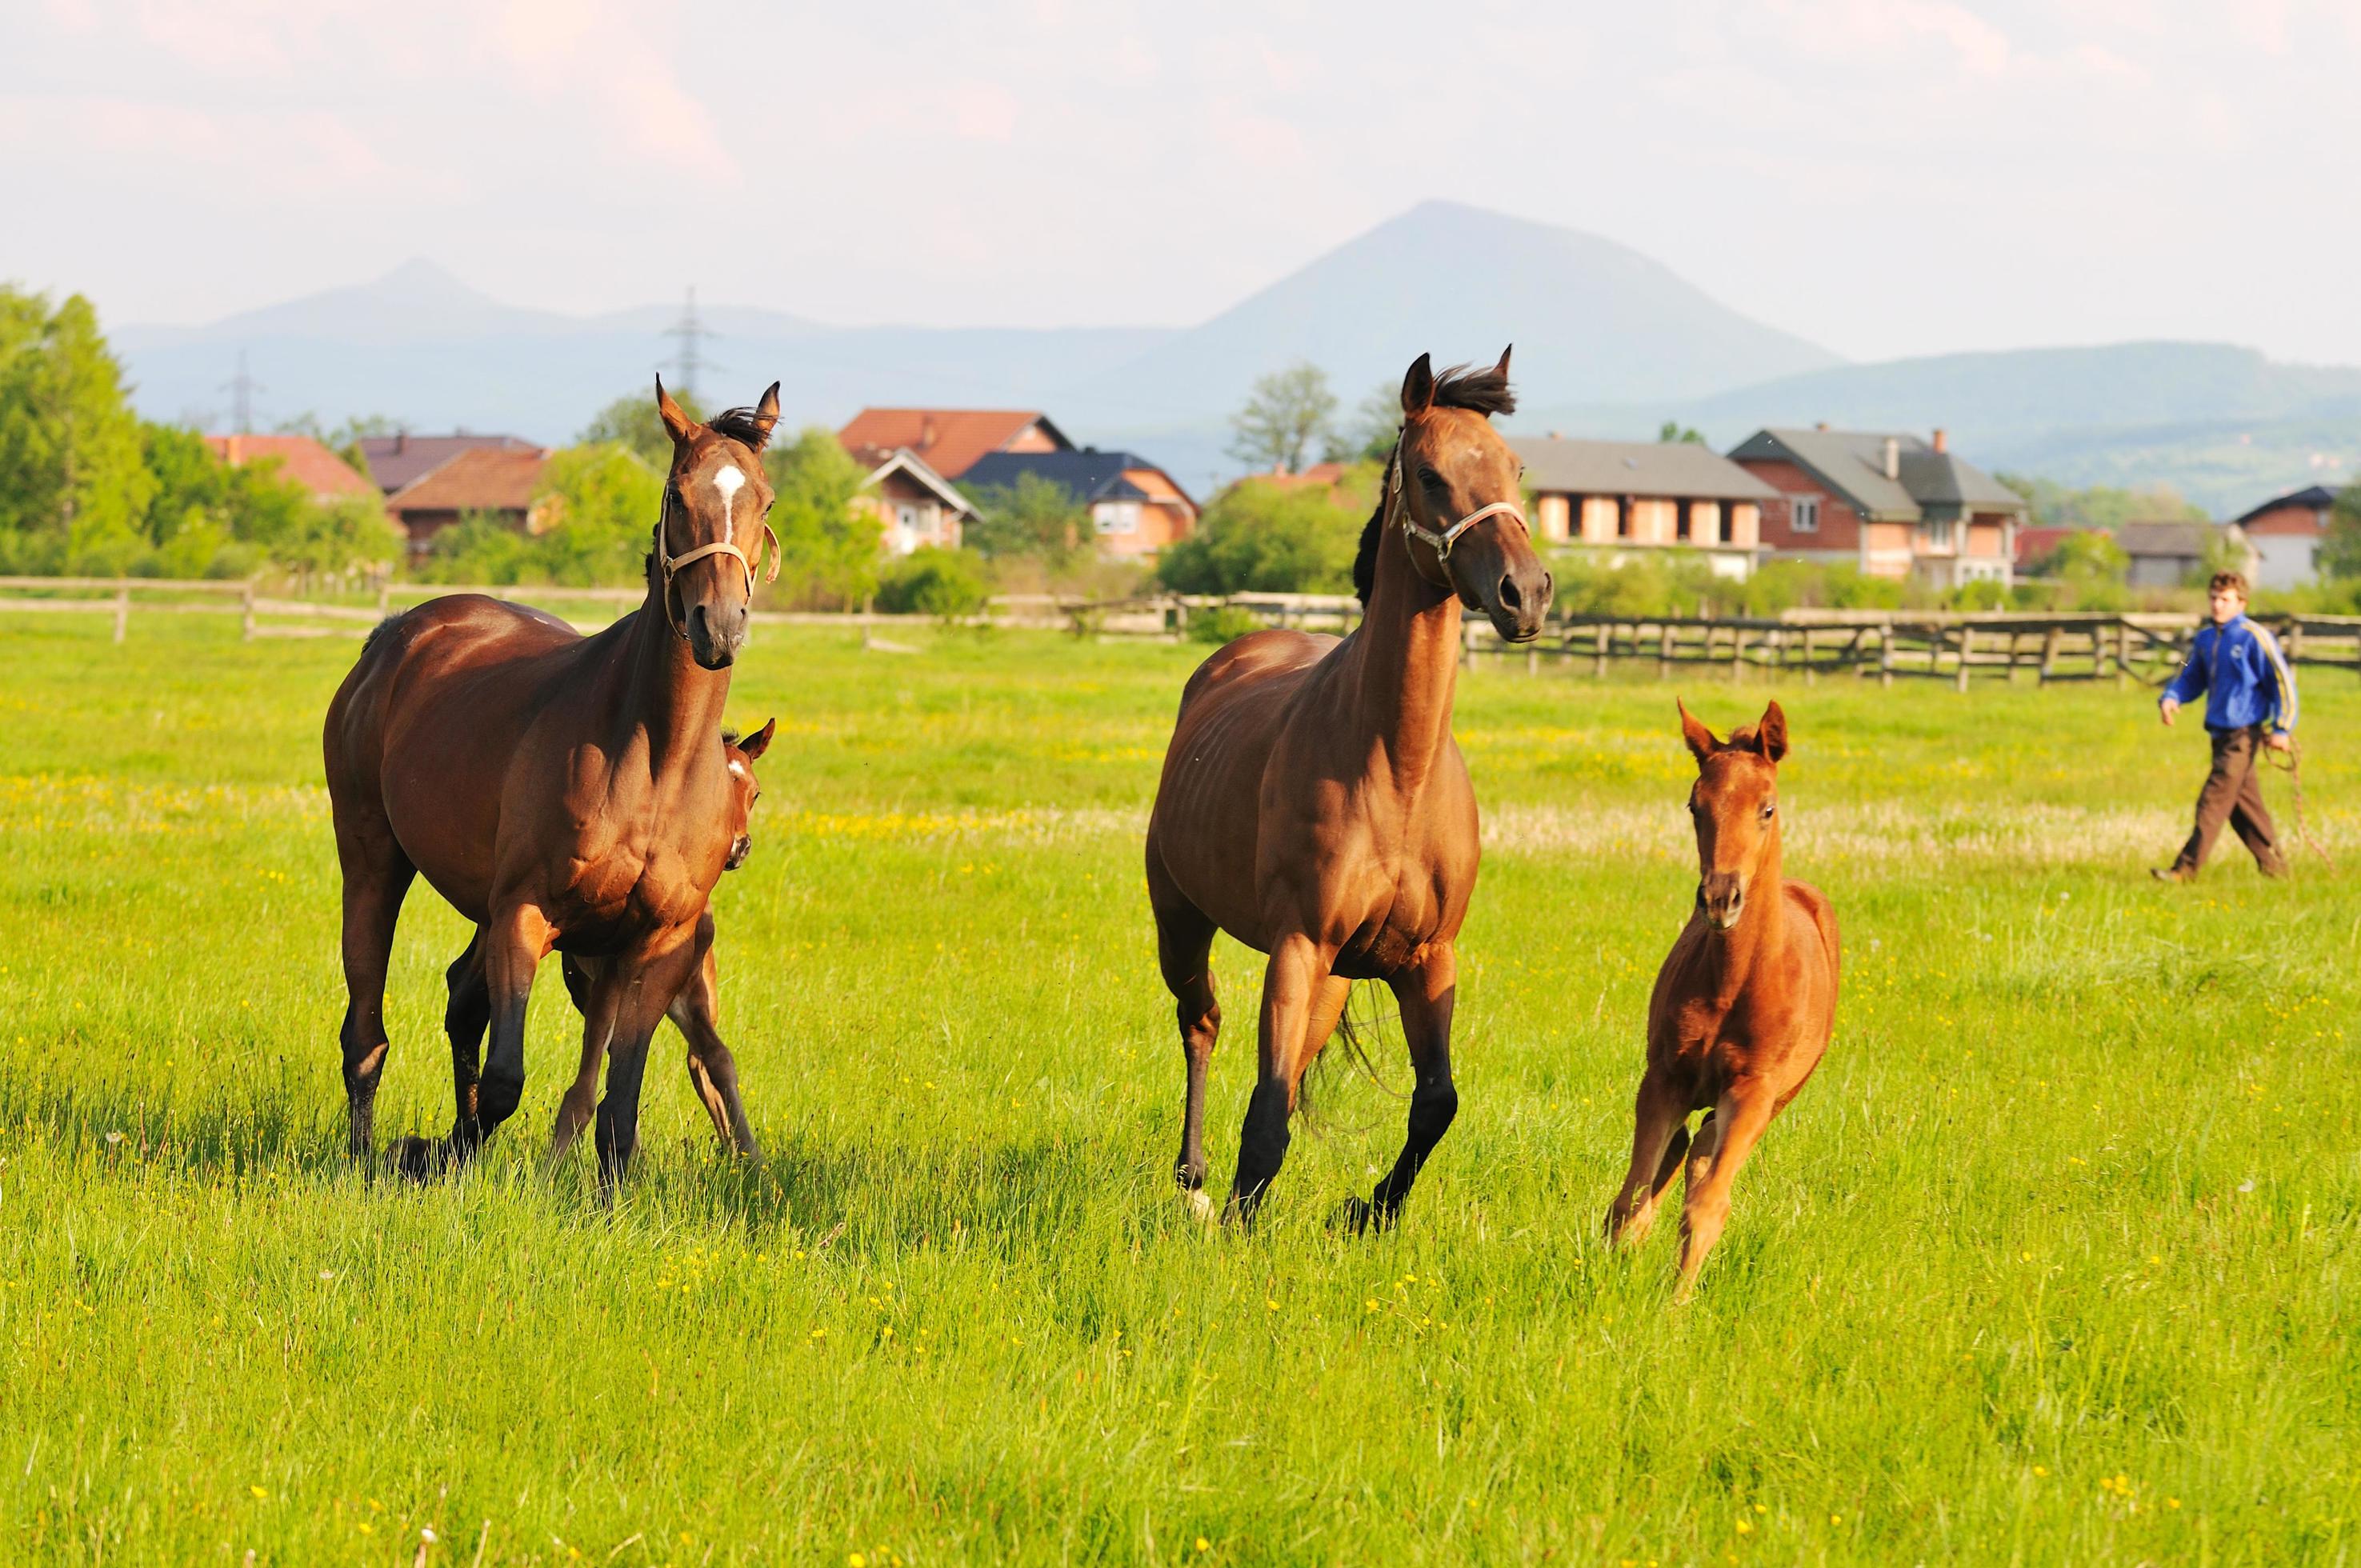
[711,464,746,518]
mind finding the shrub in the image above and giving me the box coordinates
[1188,605,1267,644]
[874,546,990,620]
[1156,472,1372,595]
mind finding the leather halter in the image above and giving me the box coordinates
[652,477,779,641]
[1384,435,1531,566]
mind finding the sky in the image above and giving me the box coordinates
[6,0,2359,366]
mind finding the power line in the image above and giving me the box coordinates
[220,350,264,434]
[664,287,718,405]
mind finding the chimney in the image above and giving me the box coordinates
[920,415,938,450]
[394,431,406,455]
[1882,437,1900,480]
[1931,427,1948,454]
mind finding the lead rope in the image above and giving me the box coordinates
[2267,734,2333,869]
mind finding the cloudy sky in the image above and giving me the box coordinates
[6,0,2357,364]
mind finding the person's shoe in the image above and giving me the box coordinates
[2151,866,2195,884]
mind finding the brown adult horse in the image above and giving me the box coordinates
[408,718,776,1178]
[1604,700,1839,1294]
[1146,350,1553,1227]
[325,379,781,1181]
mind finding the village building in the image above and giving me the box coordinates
[2119,519,2257,590]
[855,446,979,554]
[1729,426,2025,587]
[2235,484,2343,589]
[202,434,380,505]
[1511,435,1776,579]
[837,408,1073,481]
[960,450,1199,558]
[383,447,550,558]
[355,432,546,495]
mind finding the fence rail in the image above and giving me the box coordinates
[7,575,2361,686]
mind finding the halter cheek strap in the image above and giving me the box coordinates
[1386,439,1531,566]
[652,497,780,641]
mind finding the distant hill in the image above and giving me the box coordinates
[1524,342,2361,515]
[1069,200,1843,426]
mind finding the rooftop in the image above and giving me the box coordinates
[1514,436,1778,502]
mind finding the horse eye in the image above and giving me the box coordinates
[1761,802,1776,820]
[1418,466,1443,488]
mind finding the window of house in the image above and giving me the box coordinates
[897,504,921,534]
[1096,502,1141,534]
[1927,518,1953,550]
[1616,498,1633,539]
[1791,496,1820,533]
[1675,501,1692,542]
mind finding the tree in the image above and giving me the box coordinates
[2321,482,2361,579]
[579,386,706,470]
[1154,472,1369,595]
[1996,472,2207,530]
[874,545,990,620]
[1658,421,1706,445]
[0,288,154,573]
[276,411,402,478]
[764,425,881,608]
[965,472,1092,566]
[1228,361,1336,474]
[530,443,665,584]
[1327,381,1401,465]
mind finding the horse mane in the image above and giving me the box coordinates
[706,406,777,452]
[1351,361,1520,604]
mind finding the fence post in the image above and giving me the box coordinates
[241,582,257,642]
[1731,627,1747,682]
[1527,642,1539,678]
[2115,622,2131,689]
[113,583,130,645]
[1955,626,1972,692]
[1594,622,1609,679]
[377,582,392,617]
[1803,627,1817,686]
[2039,625,2061,684]
[1879,626,1895,689]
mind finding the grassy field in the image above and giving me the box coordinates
[1,610,2356,1566]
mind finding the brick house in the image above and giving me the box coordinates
[2119,519,2258,590]
[384,447,550,558]
[1512,435,1778,579]
[202,434,381,505]
[2235,484,2343,589]
[837,408,1073,480]
[958,450,1198,558]
[1728,426,2026,587]
[356,432,546,495]
[856,446,979,554]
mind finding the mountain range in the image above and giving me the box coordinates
[112,201,2357,515]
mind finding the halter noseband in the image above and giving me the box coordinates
[652,480,779,641]
[1384,436,1530,566]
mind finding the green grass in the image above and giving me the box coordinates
[2,612,2356,1566]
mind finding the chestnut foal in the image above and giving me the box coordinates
[1605,700,1839,1293]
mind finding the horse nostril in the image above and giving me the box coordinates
[1499,574,1522,610]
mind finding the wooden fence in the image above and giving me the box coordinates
[9,576,2361,688]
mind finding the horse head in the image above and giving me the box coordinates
[1679,698,1788,931]
[720,717,775,870]
[654,377,782,670]
[1392,346,1553,642]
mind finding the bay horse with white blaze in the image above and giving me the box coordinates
[1146,349,1553,1227]
[324,379,782,1181]
[1606,700,1839,1292]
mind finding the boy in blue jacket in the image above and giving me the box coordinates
[2154,571,2296,882]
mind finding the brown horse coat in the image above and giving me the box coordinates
[1606,700,1840,1291]
[324,381,780,1178]
[1146,350,1554,1226]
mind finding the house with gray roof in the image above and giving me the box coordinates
[1511,435,1781,579]
[1727,426,2027,588]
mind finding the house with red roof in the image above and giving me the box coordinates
[1730,425,2026,588]
[2235,484,2343,589]
[384,447,550,557]
[202,434,380,504]
[356,432,546,495]
[837,408,1073,480]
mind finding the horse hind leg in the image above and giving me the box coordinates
[333,818,414,1163]
[1356,950,1459,1233]
[673,939,761,1159]
[389,931,493,1182]
[1149,862,1221,1217]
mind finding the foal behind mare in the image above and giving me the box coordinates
[1605,700,1839,1294]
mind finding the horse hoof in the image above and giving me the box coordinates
[1183,1188,1213,1223]
[1328,1194,1375,1236]
[387,1135,439,1183]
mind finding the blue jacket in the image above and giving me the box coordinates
[2161,614,2297,734]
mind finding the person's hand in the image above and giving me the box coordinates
[2159,698,2179,727]
[2267,729,2291,753]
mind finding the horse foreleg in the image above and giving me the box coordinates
[1605,1074,1691,1246]
[1226,932,1327,1226]
[548,956,614,1168]
[594,935,703,1188]
[1364,949,1459,1230]
[670,922,760,1158]
[333,823,414,1163]
[390,931,491,1182]
[456,903,552,1162]
[1675,1090,1775,1299]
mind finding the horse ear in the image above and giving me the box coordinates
[655,375,696,446]
[1400,353,1435,418]
[1755,700,1788,763]
[746,382,782,449]
[1493,343,1513,382]
[738,717,776,762]
[1678,698,1719,766]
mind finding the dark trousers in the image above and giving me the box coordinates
[2173,725,2286,876]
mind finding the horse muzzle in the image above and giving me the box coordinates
[685,602,749,670]
[725,832,752,871]
[1699,874,1747,931]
